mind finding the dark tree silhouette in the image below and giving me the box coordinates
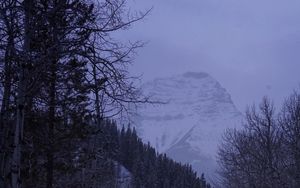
[218,93,300,188]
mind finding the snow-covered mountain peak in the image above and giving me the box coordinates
[182,71,210,79]
[134,72,243,180]
[142,72,239,120]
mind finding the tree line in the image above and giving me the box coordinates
[218,90,300,188]
[79,119,211,188]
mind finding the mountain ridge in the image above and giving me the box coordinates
[133,71,243,180]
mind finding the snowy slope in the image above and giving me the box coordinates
[116,163,132,188]
[134,72,243,180]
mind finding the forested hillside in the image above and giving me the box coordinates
[82,119,211,188]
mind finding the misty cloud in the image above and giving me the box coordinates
[123,0,300,111]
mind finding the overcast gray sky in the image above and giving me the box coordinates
[121,0,300,112]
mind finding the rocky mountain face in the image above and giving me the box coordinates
[133,72,243,181]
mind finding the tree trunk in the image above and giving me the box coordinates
[11,79,25,188]
[46,62,56,188]
[10,1,32,187]
[0,31,14,188]
[46,5,59,185]
[92,64,101,123]
[12,56,26,188]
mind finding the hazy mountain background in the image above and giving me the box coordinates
[133,72,243,181]
[120,0,300,111]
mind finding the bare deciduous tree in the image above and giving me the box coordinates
[279,90,300,187]
[218,97,287,188]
